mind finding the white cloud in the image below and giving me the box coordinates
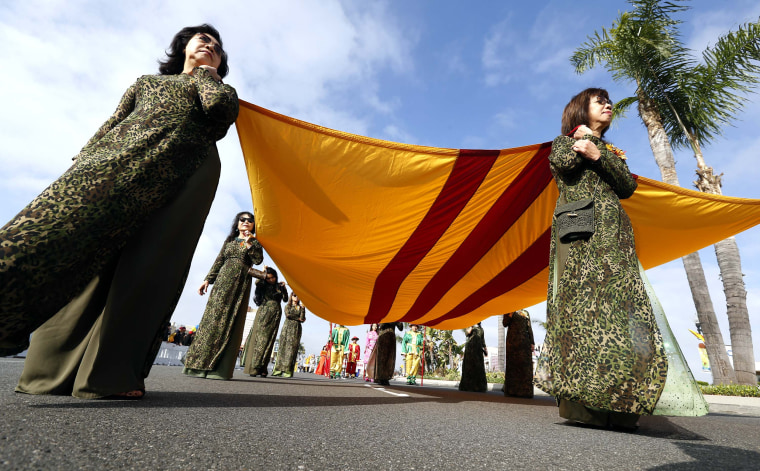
[381,124,417,144]
[687,3,760,58]
[0,0,415,359]
[437,40,469,75]
[481,18,517,87]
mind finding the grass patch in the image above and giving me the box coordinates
[700,384,760,397]
[487,371,505,384]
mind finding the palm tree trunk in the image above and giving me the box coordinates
[714,237,756,384]
[682,252,737,384]
[496,314,505,372]
[691,140,756,384]
[638,97,737,384]
[639,96,680,186]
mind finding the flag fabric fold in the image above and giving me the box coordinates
[236,100,760,329]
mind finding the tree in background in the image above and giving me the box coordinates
[572,0,760,384]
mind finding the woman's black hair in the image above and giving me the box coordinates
[226,211,254,243]
[158,24,229,78]
[253,267,280,306]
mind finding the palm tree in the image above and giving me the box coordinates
[571,0,760,384]
[421,326,436,372]
[437,330,461,371]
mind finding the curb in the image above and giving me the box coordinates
[389,377,760,412]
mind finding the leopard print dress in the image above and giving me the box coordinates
[183,238,264,372]
[0,67,238,355]
[534,134,668,415]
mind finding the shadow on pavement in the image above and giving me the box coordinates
[647,442,760,470]
[26,391,443,409]
[25,380,557,410]
[558,415,709,441]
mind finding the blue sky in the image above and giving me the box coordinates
[1,0,759,382]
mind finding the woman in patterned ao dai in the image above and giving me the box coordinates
[534,88,668,429]
[242,267,288,377]
[183,212,265,380]
[8,25,238,399]
[272,292,306,378]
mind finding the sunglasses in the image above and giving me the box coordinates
[595,97,613,106]
[239,217,254,224]
[197,34,223,56]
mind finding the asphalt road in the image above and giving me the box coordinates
[1,358,759,470]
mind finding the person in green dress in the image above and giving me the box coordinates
[242,267,288,377]
[6,24,238,399]
[183,212,266,380]
[534,88,668,429]
[330,324,351,379]
[272,292,306,378]
[502,310,534,398]
[459,322,488,392]
[401,324,424,385]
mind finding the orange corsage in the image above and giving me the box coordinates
[605,143,627,160]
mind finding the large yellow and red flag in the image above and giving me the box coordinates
[236,100,760,329]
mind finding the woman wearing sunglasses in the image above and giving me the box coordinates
[183,212,266,380]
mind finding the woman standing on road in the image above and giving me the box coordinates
[366,322,403,386]
[242,267,288,377]
[459,322,487,392]
[362,323,378,382]
[502,310,534,398]
[534,88,667,428]
[183,212,265,380]
[272,292,306,378]
[314,343,330,376]
[10,24,238,399]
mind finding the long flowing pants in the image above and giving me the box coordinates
[330,346,345,374]
[405,353,420,377]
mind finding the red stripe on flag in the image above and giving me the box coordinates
[364,150,500,324]
[399,144,553,323]
[426,228,552,325]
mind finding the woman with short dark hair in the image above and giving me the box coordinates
[8,24,238,399]
[534,88,668,428]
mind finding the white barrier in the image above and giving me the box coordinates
[154,342,188,366]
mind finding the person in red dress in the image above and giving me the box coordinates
[345,336,361,377]
[314,344,329,376]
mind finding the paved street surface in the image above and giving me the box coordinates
[1,358,759,470]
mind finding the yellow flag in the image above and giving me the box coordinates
[237,101,760,329]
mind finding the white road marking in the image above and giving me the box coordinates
[365,384,409,397]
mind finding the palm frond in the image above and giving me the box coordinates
[612,96,638,122]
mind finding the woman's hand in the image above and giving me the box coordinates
[198,65,222,83]
[198,280,210,296]
[241,230,254,248]
[571,139,601,162]
[572,125,594,139]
